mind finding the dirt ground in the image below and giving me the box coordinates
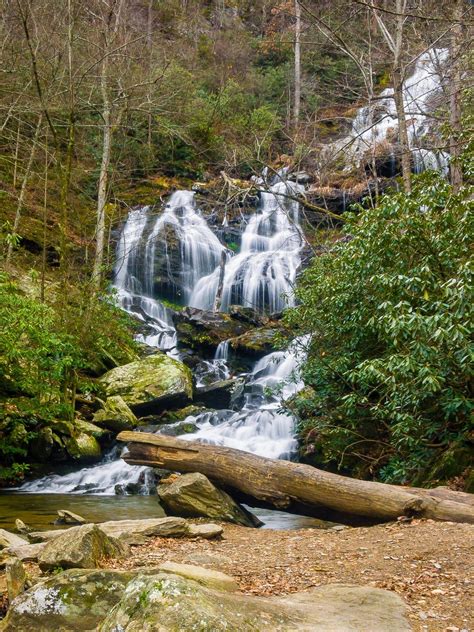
[1,518,473,631]
[104,518,474,632]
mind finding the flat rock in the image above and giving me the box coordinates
[38,524,127,571]
[187,523,223,539]
[3,542,45,562]
[99,517,189,543]
[0,529,28,549]
[97,574,411,631]
[56,510,87,525]
[159,561,238,592]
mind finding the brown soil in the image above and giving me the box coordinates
[104,518,473,632]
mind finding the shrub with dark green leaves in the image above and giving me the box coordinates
[285,172,473,483]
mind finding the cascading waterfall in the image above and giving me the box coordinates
[190,180,304,313]
[327,48,449,174]
[20,178,308,495]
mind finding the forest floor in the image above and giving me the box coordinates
[2,518,472,630]
[102,518,473,632]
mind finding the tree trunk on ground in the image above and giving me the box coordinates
[117,432,474,526]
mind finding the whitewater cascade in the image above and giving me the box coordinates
[190,180,304,313]
[20,180,308,495]
[328,48,449,174]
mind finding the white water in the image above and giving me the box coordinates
[20,178,308,497]
[190,180,304,313]
[327,49,449,174]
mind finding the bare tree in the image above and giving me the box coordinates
[294,0,301,128]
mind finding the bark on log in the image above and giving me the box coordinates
[118,432,474,526]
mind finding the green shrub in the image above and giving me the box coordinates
[285,172,473,483]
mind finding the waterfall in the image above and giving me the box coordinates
[327,49,450,173]
[190,180,304,313]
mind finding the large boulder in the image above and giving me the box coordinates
[98,573,410,632]
[174,307,253,354]
[93,395,138,432]
[157,473,260,527]
[0,569,136,632]
[37,524,127,571]
[100,353,193,415]
[0,529,28,549]
[64,432,101,463]
[194,378,241,409]
[229,326,280,358]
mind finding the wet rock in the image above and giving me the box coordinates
[5,557,26,601]
[0,529,28,549]
[157,472,260,527]
[38,524,127,571]
[174,307,252,354]
[229,325,280,358]
[100,353,193,415]
[98,574,410,632]
[74,419,111,442]
[93,395,138,432]
[55,510,87,525]
[195,378,242,409]
[0,568,136,632]
[228,305,268,326]
[158,562,238,592]
[159,420,199,436]
[64,432,101,463]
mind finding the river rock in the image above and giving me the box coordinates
[0,529,28,549]
[15,519,32,534]
[229,326,280,358]
[38,524,127,571]
[100,353,193,415]
[64,432,101,463]
[93,395,138,432]
[3,542,45,562]
[195,378,242,409]
[174,307,253,353]
[158,562,238,592]
[99,517,189,544]
[97,574,410,632]
[55,510,87,525]
[5,557,26,601]
[0,568,136,632]
[157,472,260,527]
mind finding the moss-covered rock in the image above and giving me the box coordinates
[229,326,280,358]
[0,568,135,631]
[100,353,193,415]
[74,419,111,442]
[64,433,101,463]
[38,524,127,571]
[92,395,138,432]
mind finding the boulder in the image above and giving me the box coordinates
[98,574,410,632]
[37,524,127,571]
[3,542,45,562]
[15,519,32,534]
[100,353,193,415]
[93,395,138,432]
[195,379,242,409]
[99,517,189,544]
[74,419,111,442]
[55,510,87,525]
[174,307,252,353]
[64,432,101,463]
[229,326,279,358]
[157,472,260,527]
[29,426,54,459]
[228,305,268,326]
[0,529,28,550]
[0,569,136,632]
[158,562,238,592]
[5,557,26,601]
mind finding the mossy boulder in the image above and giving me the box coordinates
[414,442,474,488]
[100,353,193,415]
[157,472,260,527]
[0,568,135,632]
[93,395,138,432]
[64,433,101,463]
[38,524,127,571]
[229,325,281,358]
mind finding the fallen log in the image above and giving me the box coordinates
[117,432,474,526]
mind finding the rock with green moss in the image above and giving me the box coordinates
[100,353,193,415]
[5,557,26,601]
[0,569,136,632]
[157,473,260,527]
[98,573,410,632]
[37,524,127,571]
[174,307,253,353]
[74,419,111,442]
[64,433,101,463]
[92,395,138,432]
[29,427,54,460]
[229,325,280,358]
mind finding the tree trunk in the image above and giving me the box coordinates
[449,1,464,192]
[392,66,411,193]
[213,250,227,312]
[92,59,112,289]
[117,431,474,526]
[293,0,301,128]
